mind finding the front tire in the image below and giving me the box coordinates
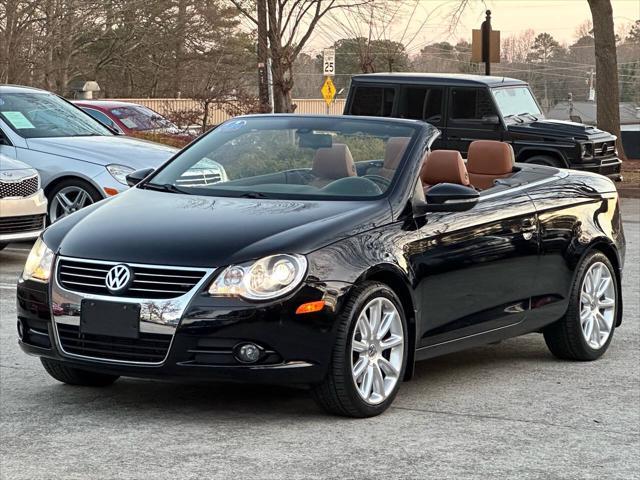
[312,282,408,417]
[47,179,102,223]
[543,251,618,361]
[41,358,119,386]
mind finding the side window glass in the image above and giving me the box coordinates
[350,87,395,117]
[450,88,495,121]
[399,87,444,125]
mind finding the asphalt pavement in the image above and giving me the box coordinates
[1,199,638,480]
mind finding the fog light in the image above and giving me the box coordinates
[17,320,25,340]
[235,343,261,363]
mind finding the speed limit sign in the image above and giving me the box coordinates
[323,48,335,76]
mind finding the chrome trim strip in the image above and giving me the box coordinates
[51,256,216,366]
[0,228,44,242]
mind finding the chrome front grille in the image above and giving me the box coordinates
[57,258,208,299]
[593,141,615,158]
[0,175,39,198]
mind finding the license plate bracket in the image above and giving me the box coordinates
[80,300,140,339]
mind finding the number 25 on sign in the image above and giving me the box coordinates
[321,77,336,107]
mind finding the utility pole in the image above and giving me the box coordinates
[481,10,492,76]
[256,0,270,113]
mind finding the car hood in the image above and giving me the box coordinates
[25,136,178,169]
[0,155,34,171]
[44,188,390,268]
[507,119,616,141]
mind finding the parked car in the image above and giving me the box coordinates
[73,100,197,144]
[17,115,624,417]
[345,73,622,180]
[0,85,178,222]
[0,153,47,249]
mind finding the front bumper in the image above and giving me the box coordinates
[576,157,622,181]
[17,266,351,385]
[0,190,47,242]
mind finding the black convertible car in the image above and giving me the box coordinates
[17,115,625,417]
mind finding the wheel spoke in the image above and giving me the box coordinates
[371,364,385,398]
[581,291,592,305]
[590,265,602,295]
[378,357,399,378]
[352,340,367,353]
[56,192,74,211]
[595,311,612,332]
[360,365,374,399]
[368,299,382,335]
[74,190,89,208]
[598,298,615,310]
[591,313,601,344]
[352,357,367,381]
[376,311,394,340]
[596,276,611,298]
[583,315,594,341]
[380,334,402,351]
[580,307,591,325]
[357,315,371,340]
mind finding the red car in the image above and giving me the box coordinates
[72,100,196,145]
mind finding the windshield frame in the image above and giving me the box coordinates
[490,86,543,122]
[142,115,431,202]
[0,91,113,139]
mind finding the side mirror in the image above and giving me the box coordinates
[414,183,479,215]
[482,114,500,125]
[126,167,155,187]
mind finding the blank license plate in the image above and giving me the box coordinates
[80,300,140,339]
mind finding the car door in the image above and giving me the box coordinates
[446,87,503,156]
[406,187,539,347]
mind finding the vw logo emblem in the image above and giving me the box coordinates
[105,264,132,294]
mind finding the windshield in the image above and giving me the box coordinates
[148,116,421,200]
[0,92,112,138]
[491,87,542,119]
[109,105,177,131]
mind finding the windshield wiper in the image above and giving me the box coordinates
[518,112,539,121]
[142,183,190,194]
[503,114,524,123]
[238,191,270,199]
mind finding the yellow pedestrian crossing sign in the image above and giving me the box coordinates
[321,77,336,106]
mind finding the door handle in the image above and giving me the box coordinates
[520,218,537,240]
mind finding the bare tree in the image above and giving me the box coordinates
[587,0,625,158]
[231,0,374,112]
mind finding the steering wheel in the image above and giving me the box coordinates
[363,174,391,190]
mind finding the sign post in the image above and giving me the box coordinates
[322,48,336,114]
[471,10,500,76]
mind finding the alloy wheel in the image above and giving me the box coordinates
[351,297,404,405]
[49,186,95,222]
[580,261,616,349]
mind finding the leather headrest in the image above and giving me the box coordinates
[420,150,470,186]
[312,144,356,180]
[467,140,514,175]
[384,137,410,169]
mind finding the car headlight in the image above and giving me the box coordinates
[208,254,307,300]
[106,164,135,185]
[580,143,593,158]
[23,237,54,283]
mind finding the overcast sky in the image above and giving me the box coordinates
[308,0,640,53]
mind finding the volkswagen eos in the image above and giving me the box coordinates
[17,115,625,417]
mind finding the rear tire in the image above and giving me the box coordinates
[543,251,618,361]
[525,155,564,168]
[41,358,119,386]
[312,282,408,417]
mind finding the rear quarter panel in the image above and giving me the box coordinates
[527,172,624,325]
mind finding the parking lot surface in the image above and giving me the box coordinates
[1,199,638,480]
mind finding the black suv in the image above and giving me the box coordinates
[344,73,621,180]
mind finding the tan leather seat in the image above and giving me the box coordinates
[420,150,471,189]
[379,137,410,178]
[311,144,356,187]
[467,140,515,190]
